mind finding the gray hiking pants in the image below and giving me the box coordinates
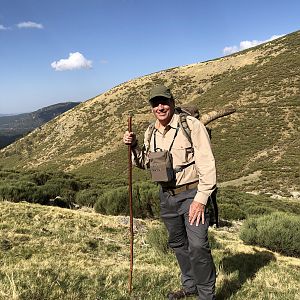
[160,187,216,300]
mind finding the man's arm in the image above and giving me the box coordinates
[188,119,217,225]
[123,130,150,169]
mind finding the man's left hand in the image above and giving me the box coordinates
[189,201,205,226]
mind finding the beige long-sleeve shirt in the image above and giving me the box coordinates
[132,113,216,205]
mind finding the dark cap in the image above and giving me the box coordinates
[149,84,173,103]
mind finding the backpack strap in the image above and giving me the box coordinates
[146,113,194,152]
[145,122,156,151]
[178,114,194,150]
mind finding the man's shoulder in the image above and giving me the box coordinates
[185,115,202,128]
[144,122,155,135]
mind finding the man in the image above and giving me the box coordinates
[123,84,216,300]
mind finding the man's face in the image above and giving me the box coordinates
[150,97,175,126]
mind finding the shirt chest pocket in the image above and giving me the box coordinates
[171,138,194,164]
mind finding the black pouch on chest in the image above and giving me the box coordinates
[148,125,179,183]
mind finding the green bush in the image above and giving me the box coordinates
[94,182,159,218]
[75,189,101,207]
[135,182,160,217]
[29,171,51,185]
[219,203,246,221]
[0,169,87,206]
[245,205,275,216]
[146,223,169,254]
[0,181,37,202]
[240,212,300,257]
[217,187,300,221]
[94,186,131,215]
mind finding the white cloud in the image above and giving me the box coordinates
[17,21,44,29]
[223,34,285,55]
[223,46,238,55]
[0,24,9,30]
[51,52,93,71]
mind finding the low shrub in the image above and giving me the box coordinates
[94,186,131,215]
[240,212,300,257]
[0,181,37,202]
[245,205,275,216]
[146,223,169,254]
[135,181,160,217]
[219,203,246,221]
[75,189,101,207]
[94,182,159,218]
[0,169,88,207]
[217,187,300,221]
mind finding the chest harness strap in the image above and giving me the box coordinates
[153,123,195,173]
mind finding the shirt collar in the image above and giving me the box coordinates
[169,113,179,128]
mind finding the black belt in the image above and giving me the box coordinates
[163,181,198,196]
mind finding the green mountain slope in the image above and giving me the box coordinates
[0,31,299,196]
[0,102,80,148]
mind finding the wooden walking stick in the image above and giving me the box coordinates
[127,115,134,294]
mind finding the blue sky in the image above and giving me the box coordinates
[0,0,299,114]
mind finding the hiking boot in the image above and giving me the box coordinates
[167,289,198,299]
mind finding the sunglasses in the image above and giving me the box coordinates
[150,97,172,108]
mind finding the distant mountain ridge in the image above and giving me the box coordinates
[0,102,80,148]
[0,30,299,196]
[0,114,17,117]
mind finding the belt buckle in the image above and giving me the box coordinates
[175,185,184,195]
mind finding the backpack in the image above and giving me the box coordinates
[145,105,219,227]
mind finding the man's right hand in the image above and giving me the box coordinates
[123,131,137,146]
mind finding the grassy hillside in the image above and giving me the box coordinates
[0,31,299,196]
[0,102,80,149]
[0,200,299,300]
